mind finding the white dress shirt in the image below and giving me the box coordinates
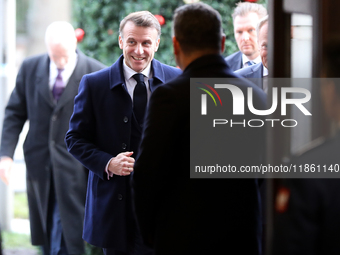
[49,52,78,90]
[242,54,262,67]
[262,65,269,94]
[122,60,152,101]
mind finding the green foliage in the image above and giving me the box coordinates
[73,0,267,66]
[2,231,39,251]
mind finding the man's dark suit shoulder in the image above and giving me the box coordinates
[18,54,48,70]
[80,53,107,70]
[235,62,263,78]
[151,58,182,79]
[19,51,105,72]
[235,62,263,89]
[224,51,242,71]
[225,50,242,62]
[22,53,46,63]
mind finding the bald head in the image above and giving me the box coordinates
[45,21,77,69]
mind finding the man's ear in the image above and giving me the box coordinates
[173,36,180,56]
[221,34,226,54]
[118,35,123,50]
[155,38,160,52]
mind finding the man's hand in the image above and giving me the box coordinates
[0,157,13,185]
[108,152,135,176]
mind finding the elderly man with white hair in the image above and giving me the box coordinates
[0,21,105,255]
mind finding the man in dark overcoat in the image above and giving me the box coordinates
[0,21,106,255]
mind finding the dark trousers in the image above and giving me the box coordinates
[42,179,69,255]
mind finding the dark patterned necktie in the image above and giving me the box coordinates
[52,68,64,102]
[132,73,147,125]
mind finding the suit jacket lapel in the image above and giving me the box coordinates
[55,50,86,112]
[236,51,243,70]
[253,63,264,89]
[36,54,54,108]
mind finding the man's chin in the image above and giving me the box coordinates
[130,62,146,72]
[243,51,258,59]
[241,49,252,54]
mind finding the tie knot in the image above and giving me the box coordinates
[133,73,144,83]
[245,61,254,67]
[57,68,64,78]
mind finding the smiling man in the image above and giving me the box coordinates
[65,11,181,255]
[225,2,267,71]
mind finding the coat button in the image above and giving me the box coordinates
[123,116,128,123]
[118,194,123,200]
[122,143,127,150]
[52,115,57,121]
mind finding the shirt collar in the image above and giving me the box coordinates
[49,52,78,89]
[242,54,262,66]
[122,59,151,81]
[263,65,269,76]
[50,51,77,73]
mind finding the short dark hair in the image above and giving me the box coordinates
[173,3,223,54]
[119,11,161,38]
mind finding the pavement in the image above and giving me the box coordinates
[3,248,39,255]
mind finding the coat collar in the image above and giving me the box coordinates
[36,54,54,108]
[184,54,228,74]
[249,62,263,74]
[109,55,165,90]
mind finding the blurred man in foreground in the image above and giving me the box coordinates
[133,3,266,255]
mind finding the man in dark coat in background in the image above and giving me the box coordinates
[0,21,105,255]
